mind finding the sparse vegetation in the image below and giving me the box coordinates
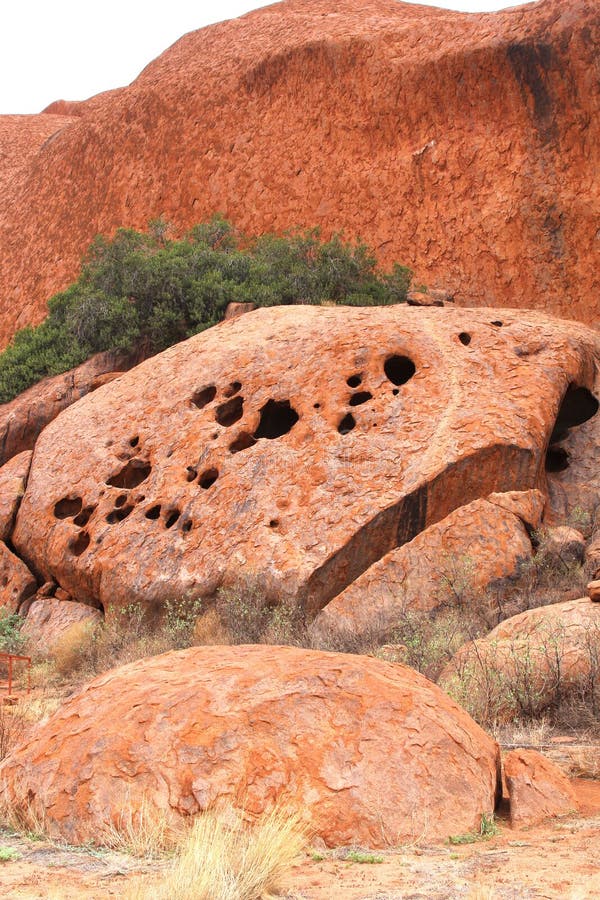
[345,849,385,864]
[0,216,412,403]
[448,814,498,845]
[0,846,19,862]
[0,611,25,655]
[125,803,308,900]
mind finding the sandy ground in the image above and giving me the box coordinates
[1,782,599,899]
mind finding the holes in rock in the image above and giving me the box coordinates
[199,468,219,489]
[73,506,95,527]
[349,391,373,407]
[458,332,472,346]
[229,432,257,454]
[114,494,128,508]
[186,466,198,483]
[215,395,244,427]
[491,321,503,327]
[69,531,90,556]
[546,446,570,472]
[145,505,161,520]
[347,374,362,388]
[338,413,356,435]
[181,519,193,534]
[129,436,140,448]
[191,385,217,409]
[223,381,242,398]
[165,509,181,529]
[384,355,416,386]
[107,459,152,490]
[106,505,134,524]
[254,399,299,439]
[313,403,321,409]
[269,519,279,529]
[392,389,399,396]
[545,384,599,473]
[54,497,83,519]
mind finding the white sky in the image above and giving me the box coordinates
[1,0,531,114]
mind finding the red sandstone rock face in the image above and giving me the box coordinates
[504,749,577,827]
[10,305,600,619]
[311,489,544,643]
[0,644,501,846]
[21,599,102,656]
[0,451,31,541]
[0,0,598,348]
[0,350,134,467]
[0,542,36,612]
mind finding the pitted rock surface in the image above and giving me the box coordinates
[0,0,598,347]
[0,542,36,612]
[311,490,544,643]
[0,644,501,846]
[11,305,600,618]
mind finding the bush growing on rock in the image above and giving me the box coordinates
[0,217,412,403]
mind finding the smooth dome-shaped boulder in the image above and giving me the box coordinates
[0,645,501,847]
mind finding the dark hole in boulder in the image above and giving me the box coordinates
[54,497,83,519]
[181,519,193,534]
[114,494,128,508]
[107,459,152,490]
[338,413,356,435]
[223,381,242,398]
[165,509,181,529]
[191,385,217,409]
[230,432,257,454]
[199,468,219,489]
[550,384,599,443]
[384,355,416,386]
[145,505,161,520]
[546,446,570,472]
[459,332,472,346]
[186,466,198,483]
[254,400,299,439]
[349,391,373,407]
[106,505,134,524]
[73,506,95,527]
[491,321,503,327]
[69,531,90,556]
[347,374,362,388]
[215,395,244,427]
[129,436,139,448]
[269,519,279,528]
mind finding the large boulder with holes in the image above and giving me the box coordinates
[10,305,600,619]
[0,644,501,846]
[440,597,600,719]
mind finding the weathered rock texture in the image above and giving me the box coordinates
[0,0,598,348]
[0,644,501,846]
[10,305,600,619]
[0,350,134,467]
[504,749,577,827]
[440,597,600,717]
[311,489,544,643]
[0,542,36,612]
[0,451,31,541]
[21,599,102,656]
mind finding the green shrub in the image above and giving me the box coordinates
[0,612,25,655]
[0,217,412,403]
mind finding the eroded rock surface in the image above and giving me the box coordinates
[0,644,501,846]
[0,451,31,541]
[0,542,36,612]
[504,749,577,828]
[21,599,102,656]
[0,0,598,348]
[311,489,544,643]
[11,306,600,619]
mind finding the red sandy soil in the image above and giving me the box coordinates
[1,780,599,899]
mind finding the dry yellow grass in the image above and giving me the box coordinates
[52,620,99,678]
[101,794,184,858]
[126,803,308,900]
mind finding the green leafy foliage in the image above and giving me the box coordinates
[0,217,412,403]
[0,611,25,655]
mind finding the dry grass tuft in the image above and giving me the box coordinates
[52,620,99,678]
[126,803,308,900]
[101,794,184,858]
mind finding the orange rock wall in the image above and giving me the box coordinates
[0,0,598,348]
